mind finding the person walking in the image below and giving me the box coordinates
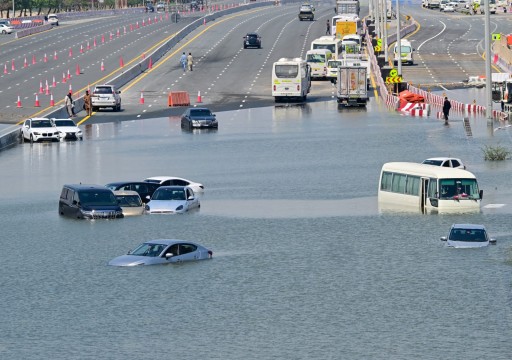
[83,90,92,116]
[180,52,187,72]
[326,20,331,35]
[442,97,451,123]
[187,52,193,71]
[65,91,75,117]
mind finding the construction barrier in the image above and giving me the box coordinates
[168,91,190,106]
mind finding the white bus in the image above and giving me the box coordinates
[272,58,311,102]
[311,36,343,60]
[305,49,332,79]
[378,162,482,214]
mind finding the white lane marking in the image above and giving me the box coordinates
[417,21,447,51]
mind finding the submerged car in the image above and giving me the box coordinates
[105,181,161,203]
[145,186,200,214]
[51,118,83,141]
[59,184,124,219]
[243,33,262,49]
[21,117,60,143]
[441,224,496,248]
[113,190,145,216]
[181,107,218,129]
[108,239,213,266]
[422,157,465,169]
[143,176,204,193]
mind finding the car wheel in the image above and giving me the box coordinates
[1,30,5,34]
[30,134,34,144]
[92,106,98,112]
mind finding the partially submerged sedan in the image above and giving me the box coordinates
[145,186,200,214]
[108,239,213,266]
[441,224,496,248]
[51,118,83,141]
[181,107,218,130]
[113,190,145,216]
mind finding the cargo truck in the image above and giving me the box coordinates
[336,65,368,107]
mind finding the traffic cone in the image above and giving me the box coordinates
[11,59,15,71]
[139,91,145,104]
[94,37,97,47]
[142,19,145,26]
[102,34,105,43]
[69,47,72,57]
[148,57,152,69]
[50,93,55,106]
[136,21,139,29]
[87,41,90,50]
[54,50,58,60]
[80,44,83,53]
[34,94,40,107]
[45,80,50,95]
[3,63,7,74]
[101,61,105,72]
[32,54,36,64]
[120,56,124,68]
[44,53,48,62]
[109,32,113,40]
[24,57,27,68]
[17,95,22,108]
[62,72,67,83]
[76,63,80,75]
[197,91,202,103]
[68,83,72,94]
[67,69,71,80]
[142,52,145,60]
[123,26,126,35]
[39,81,44,94]
[52,76,56,87]
[203,18,206,26]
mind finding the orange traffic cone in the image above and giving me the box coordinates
[52,76,56,87]
[142,52,145,59]
[120,56,124,68]
[67,69,71,79]
[76,63,81,75]
[34,94,40,107]
[68,83,72,94]
[139,91,145,104]
[11,59,15,71]
[148,57,152,69]
[39,81,44,94]
[197,91,202,103]
[3,63,7,74]
[62,72,67,83]
[16,95,22,108]
[45,80,50,95]
[32,54,36,64]
[87,41,90,50]
[50,93,55,106]
[24,57,27,68]
[54,50,58,60]
[101,61,105,71]
[44,53,48,62]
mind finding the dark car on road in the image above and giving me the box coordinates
[105,181,161,203]
[243,33,262,49]
[181,107,218,130]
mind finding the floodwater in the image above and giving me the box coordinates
[1,98,511,359]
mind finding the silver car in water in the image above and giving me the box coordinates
[108,239,213,266]
[145,186,200,214]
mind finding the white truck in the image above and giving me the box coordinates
[425,0,441,8]
[336,65,368,107]
[336,0,360,15]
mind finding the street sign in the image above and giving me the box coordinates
[385,76,403,84]
[375,45,381,52]
[492,33,501,41]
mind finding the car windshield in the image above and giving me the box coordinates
[275,65,299,78]
[115,195,142,207]
[152,188,186,201]
[423,159,443,166]
[190,109,212,117]
[144,179,161,184]
[449,228,487,242]
[94,87,113,94]
[247,34,258,40]
[79,190,118,206]
[53,120,76,127]
[439,179,480,200]
[130,243,167,257]
[31,120,52,128]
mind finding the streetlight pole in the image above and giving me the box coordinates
[13,0,15,17]
[484,0,492,120]
[396,0,402,78]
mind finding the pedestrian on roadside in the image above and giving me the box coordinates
[187,52,193,71]
[65,91,75,117]
[443,96,451,123]
[84,90,92,116]
[326,20,331,35]
[180,52,187,72]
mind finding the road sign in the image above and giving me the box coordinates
[492,33,501,41]
[375,45,381,52]
[389,69,398,77]
[385,76,403,84]
[377,39,382,46]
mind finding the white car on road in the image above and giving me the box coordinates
[21,118,60,143]
[51,118,83,141]
[0,24,13,34]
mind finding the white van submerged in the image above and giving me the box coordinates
[272,58,311,102]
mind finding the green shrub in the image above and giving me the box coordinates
[482,144,511,161]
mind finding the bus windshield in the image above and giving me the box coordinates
[395,46,412,54]
[439,179,480,200]
[275,65,298,78]
[313,44,335,53]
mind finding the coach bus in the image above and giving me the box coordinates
[378,162,482,214]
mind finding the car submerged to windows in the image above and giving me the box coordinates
[422,157,465,169]
[113,190,145,216]
[144,176,204,193]
[441,224,496,248]
[145,186,200,214]
[51,118,83,141]
[108,239,213,266]
[59,184,124,219]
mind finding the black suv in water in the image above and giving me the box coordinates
[243,33,262,49]
[59,184,124,219]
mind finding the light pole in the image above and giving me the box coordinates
[484,0,492,120]
[13,0,15,17]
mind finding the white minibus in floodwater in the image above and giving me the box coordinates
[272,58,311,102]
[378,162,482,214]
[311,36,343,60]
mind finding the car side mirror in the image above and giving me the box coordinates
[72,200,78,205]
[440,236,447,241]
[146,195,150,200]
[165,253,174,259]
[489,238,497,244]
[187,196,194,201]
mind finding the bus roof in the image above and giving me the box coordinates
[312,37,341,44]
[276,58,306,64]
[381,162,477,179]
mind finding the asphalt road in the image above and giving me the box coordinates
[395,1,512,88]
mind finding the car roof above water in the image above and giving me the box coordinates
[63,184,111,191]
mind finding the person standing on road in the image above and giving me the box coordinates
[65,91,75,117]
[187,52,193,71]
[180,52,187,72]
[84,90,92,116]
[326,20,331,35]
[443,97,451,123]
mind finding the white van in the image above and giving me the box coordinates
[394,39,414,65]
[305,49,332,79]
[272,58,311,102]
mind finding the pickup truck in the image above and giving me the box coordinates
[91,85,122,112]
